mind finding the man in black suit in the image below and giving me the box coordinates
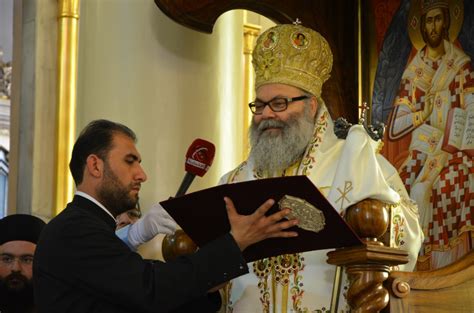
[33,119,298,313]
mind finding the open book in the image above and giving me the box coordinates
[442,107,474,157]
[410,123,443,155]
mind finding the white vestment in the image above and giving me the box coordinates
[219,104,423,312]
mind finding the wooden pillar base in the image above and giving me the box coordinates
[327,245,408,313]
[327,199,409,312]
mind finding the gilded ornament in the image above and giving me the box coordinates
[252,24,333,98]
[278,195,325,233]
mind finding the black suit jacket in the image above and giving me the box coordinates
[33,195,248,313]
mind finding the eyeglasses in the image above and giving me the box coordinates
[248,96,309,115]
[0,254,34,266]
[126,209,141,219]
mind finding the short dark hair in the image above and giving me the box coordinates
[421,7,450,43]
[69,119,136,185]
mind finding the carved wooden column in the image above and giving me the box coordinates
[327,199,409,313]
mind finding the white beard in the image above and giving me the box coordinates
[249,104,315,176]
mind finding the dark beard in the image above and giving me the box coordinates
[425,29,443,48]
[248,104,315,175]
[0,274,35,313]
[97,162,138,217]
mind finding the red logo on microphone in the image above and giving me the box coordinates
[185,139,215,177]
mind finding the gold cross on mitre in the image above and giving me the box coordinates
[293,18,302,25]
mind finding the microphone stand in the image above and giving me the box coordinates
[175,172,196,197]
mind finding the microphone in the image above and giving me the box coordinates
[175,138,215,197]
[164,139,215,261]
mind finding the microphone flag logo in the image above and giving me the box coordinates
[185,139,215,177]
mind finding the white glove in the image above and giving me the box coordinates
[127,203,178,250]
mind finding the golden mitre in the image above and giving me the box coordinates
[252,24,333,98]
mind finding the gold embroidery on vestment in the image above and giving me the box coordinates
[335,181,353,210]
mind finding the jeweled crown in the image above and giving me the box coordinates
[421,0,448,14]
[252,24,333,98]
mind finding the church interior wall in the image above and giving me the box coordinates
[6,0,274,222]
[75,0,272,216]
